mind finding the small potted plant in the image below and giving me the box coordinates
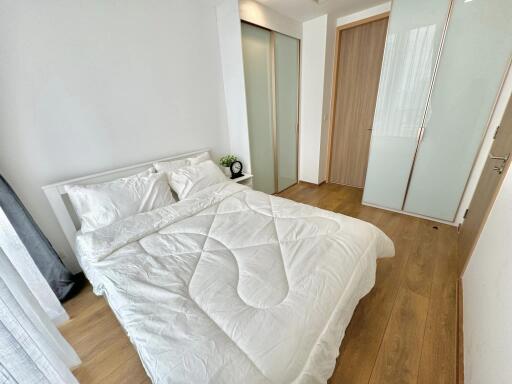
[219,154,237,176]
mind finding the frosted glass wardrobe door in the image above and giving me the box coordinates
[363,0,452,210]
[241,23,276,194]
[275,32,299,192]
[404,0,512,221]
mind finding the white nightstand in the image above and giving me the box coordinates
[232,174,253,188]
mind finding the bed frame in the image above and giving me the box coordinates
[42,149,210,270]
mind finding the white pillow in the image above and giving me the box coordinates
[153,152,210,174]
[169,160,228,200]
[66,171,175,232]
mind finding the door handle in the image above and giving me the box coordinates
[417,126,425,143]
[489,153,509,163]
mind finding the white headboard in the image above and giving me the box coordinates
[42,149,210,267]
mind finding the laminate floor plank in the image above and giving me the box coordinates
[328,212,421,384]
[368,287,430,384]
[417,225,458,384]
[62,286,149,384]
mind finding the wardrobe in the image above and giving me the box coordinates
[241,22,300,194]
[363,0,512,222]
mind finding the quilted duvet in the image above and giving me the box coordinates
[76,182,394,384]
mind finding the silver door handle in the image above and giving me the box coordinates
[417,126,425,142]
[489,153,509,162]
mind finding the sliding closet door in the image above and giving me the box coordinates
[241,23,276,194]
[275,32,299,192]
[404,0,512,221]
[362,0,452,209]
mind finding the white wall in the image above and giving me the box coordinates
[239,0,302,39]
[0,0,231,272]
[216,0,252,173]
[463,151,512,383]
[455,65,512,224]
[336,2,391,26]
[299,15,328,183]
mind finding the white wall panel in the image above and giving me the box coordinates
[463,162,512,383]
[299,15,328,184]
[0,0,230,270]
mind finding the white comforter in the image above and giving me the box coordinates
[76,182,394,384]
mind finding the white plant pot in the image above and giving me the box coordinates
[223,167,231,177]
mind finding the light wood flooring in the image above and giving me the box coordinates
[61,182,458,383]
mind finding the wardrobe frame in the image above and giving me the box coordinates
[399,0,454,211]
[241,21,302,195]
[359,0,511,224]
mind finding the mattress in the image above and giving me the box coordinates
[76,182,394,384]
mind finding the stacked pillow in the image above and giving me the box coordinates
[66,170,174,233]
[153,151,210,174]
[66,152,228,232]
[168,160,228,200]
[153,152,228,199]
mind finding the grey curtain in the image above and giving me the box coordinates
[0,175,77,301]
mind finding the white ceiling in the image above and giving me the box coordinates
[255,0,388,22]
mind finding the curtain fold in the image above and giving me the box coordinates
[0,247,80,384]
[0,175,76,301]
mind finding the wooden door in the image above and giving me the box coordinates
[329,16,388,187]
[458,95,512,275]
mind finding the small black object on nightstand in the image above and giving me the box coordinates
[230,160,244,179]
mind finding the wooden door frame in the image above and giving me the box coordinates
[325,12,390,183]
[457,278,464,384]
[459,156,512,276]
[456,137,512,384]
[458,59,512,277]
[456,62,512,384]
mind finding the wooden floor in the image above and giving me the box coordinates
[61,182,458,384]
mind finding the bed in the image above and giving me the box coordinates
[43,150,394,384]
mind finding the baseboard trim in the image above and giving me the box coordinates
[275,182,299,195]
[457,278,464,384]
[361,201,458,227]
[52,311,70,326]
[298,180,326,187]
